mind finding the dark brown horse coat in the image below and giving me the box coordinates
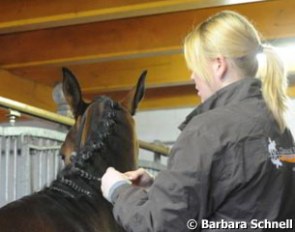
[0,68,146,232]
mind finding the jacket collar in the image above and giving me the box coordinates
[179,78,262,130]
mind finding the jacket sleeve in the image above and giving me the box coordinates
[111,125,231,232]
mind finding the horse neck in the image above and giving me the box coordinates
[50,135,136,199]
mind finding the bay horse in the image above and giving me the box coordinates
[0,67,146,232]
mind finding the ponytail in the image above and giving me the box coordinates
[257,44,289,132]
[183,10,289,133]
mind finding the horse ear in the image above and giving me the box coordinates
[62,67,86,118]
[120,70,147,115]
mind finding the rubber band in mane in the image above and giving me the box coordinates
[49,96,120,198]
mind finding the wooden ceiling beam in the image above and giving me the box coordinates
[86,81,295,111]
[0,0,264,34]
[9,51,295,94]
[287,85,295,98]
[141,85,200,110]
[9,54,191,91]
[85,84,201,110]
[1,0,294,69]
[0,69,56,112]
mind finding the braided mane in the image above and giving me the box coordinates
[49,96,120,198]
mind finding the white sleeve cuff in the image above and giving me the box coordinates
[107,180,131,203]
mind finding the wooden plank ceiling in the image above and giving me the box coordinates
[0,0,295,122]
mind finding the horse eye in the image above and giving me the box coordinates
[59,152,65,160]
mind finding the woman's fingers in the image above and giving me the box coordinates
[125,168,145,181]
[124,168,154,188]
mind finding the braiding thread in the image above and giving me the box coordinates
[74,167,101,182]
[60,178,92,196]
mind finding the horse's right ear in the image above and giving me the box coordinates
[62,67,86,118]
[120,70,147,116]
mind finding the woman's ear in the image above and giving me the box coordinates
[212,56,227,82]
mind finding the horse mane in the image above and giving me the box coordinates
[48,96,121,199]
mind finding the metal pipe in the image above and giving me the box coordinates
[0,96,170,155]
[138,140,170,156]
[38,139,43,189]
[12,137,17,200]
[0,96,75,126]
[4,137,10,201]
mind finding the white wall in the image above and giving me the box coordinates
[135,108,193,144]
[286,99,295,137]
[134,107,193,165]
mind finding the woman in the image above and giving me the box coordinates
[101,11,295,231]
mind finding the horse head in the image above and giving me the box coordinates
[57,68,146,196]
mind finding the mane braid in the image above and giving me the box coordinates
[60,178,92,196]
[74,167,101,182]
[49,96,119,198]
[78,97,117,162]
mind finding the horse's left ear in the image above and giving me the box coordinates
[120,70,147,115]
[62,67,87,119]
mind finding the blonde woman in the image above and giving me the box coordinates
[101,11,295,231]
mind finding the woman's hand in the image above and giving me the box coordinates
[125,168,154,188]
[101,167,131,203]
[101,167,155,203]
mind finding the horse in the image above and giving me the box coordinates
[0,67,146,232]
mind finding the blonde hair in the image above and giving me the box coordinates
[184,10,288,132]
